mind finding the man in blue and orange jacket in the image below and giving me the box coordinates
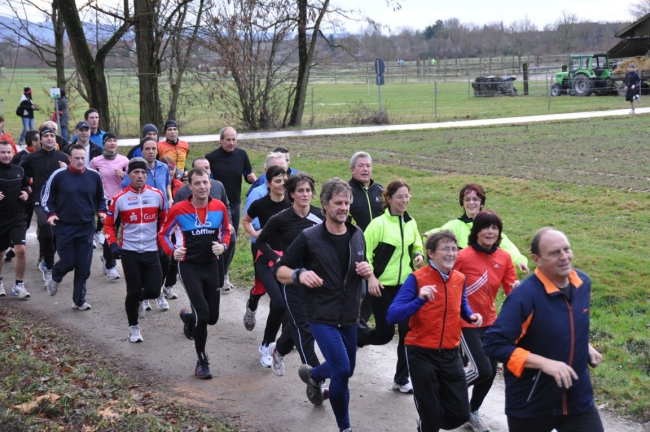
[483,227,604,432]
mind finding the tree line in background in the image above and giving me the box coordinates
[0,1,644,131]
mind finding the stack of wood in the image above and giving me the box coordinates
[612,56,650,74]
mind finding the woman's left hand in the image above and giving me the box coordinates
[518,262,530,275]
[470,313,483,327]
[414,254,424,269]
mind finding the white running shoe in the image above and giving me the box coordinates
[72,302,92,310]
[39,260,48,281]
[635,94,641,102]
[630,109,636,114]
[392,381,414,393]
[44,270,52,288]
[221,273,234,293]
[162,286,178,299]
[243,301,256,331]
[142,299,152,311]
[156,293,169,311]
[466,410,490,432]
[268,342,285,376]
[128,324,143,343]
[92,233,99,249]
[11,282,30,299]
[259,343,272,368]
[106,267,120,280]
[96,232,105,246]
[138,301,146,319]
[0,280,5,296]
[48,280,59,296]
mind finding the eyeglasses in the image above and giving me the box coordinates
[393,194,411,200]
[436,247,458,253]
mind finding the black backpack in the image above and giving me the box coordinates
[15,105,22,117]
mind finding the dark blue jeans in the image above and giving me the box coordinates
[52,221,95,307]
[310,322,357,431]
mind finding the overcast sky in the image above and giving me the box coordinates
[348,0,635,33]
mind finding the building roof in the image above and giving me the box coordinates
[607,37,650,58]
[615,12,650,38]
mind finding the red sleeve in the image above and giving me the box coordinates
[502,250,518,296]
[158,205,178,256]
[218,200,231,246]
[104,193,121,247]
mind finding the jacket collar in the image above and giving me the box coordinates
[349,177,375,190]
[534,267,583,294]
[383,207,413,223]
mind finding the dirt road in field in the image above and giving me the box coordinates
[118,107,649,147]
[4,230,648,432]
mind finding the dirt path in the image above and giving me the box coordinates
[4,233,647,432]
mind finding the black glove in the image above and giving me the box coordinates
[110,243,122,260]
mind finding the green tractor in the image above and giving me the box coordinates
[551,53,619,97]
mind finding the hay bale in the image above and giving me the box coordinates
[613,56,650,74]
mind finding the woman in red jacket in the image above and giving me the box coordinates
[454,210,519,432]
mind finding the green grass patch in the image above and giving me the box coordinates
[0,308,233,431]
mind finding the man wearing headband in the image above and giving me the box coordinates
[157,120,189,180]
[42,144,108,311]
[105,157,168,342]
[19,127,69,287]
[89,132,129,280]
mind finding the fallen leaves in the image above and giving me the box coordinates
[14,393,61,414]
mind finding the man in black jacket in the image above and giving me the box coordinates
[276,177,372,432]
[624,64,641,114]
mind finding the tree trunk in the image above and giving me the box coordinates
[52,3,66,90]
[134,0,163,130]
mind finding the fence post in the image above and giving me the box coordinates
[547,72,551,111]
[523,63,529,96]
[468,76,471,98]
[311,87,314,126]
[434,81,438,119]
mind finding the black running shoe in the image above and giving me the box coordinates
[179,309,194,340]
[4,248,15,262]
[298,364,323,406]
[195,359,212,379]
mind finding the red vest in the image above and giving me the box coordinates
[405,266,466,350]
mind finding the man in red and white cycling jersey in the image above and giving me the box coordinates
[104,158,167,343]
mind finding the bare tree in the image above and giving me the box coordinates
[509,16,538,69]
[629,0,650,19]
[554,11,579,53]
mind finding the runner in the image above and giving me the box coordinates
[356,179,424,394]
[89,132,129,280]
[105,158,168,342]
[43,144,108,310]
[159,167,231,379]
[19,127,69,286]
[0,140,30,299]
[157,120,189,180]
[241,166,290,367]
[253,172,324,377]
[454,210,518,432]
[276,178,372,432]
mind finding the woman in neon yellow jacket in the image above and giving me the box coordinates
[357,179,424,394]
[423,183,530,274]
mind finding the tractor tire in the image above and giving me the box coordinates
[572,75,592,96]
[551,84,562,97]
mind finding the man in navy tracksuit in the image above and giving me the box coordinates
[483,228,604,432]
[42,144,108,310]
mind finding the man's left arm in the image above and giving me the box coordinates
[275,234,323,288]
[95,175,108,221]
[243,152,256,184]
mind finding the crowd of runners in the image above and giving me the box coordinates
[0,109,605,432]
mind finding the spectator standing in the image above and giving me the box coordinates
[56,90,70,141]
[18,87,39,146]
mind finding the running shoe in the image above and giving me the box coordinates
[4,248,15,262]
[635,94,641,102]
[180,309,194,340]
[466,410,490,432]
[101,256,120,280]
[128,324,143,343]
[243,301,256,331]
[298,364,323,406]
[96,232,105,246]
[163,286,178,299]
[142,299,152,311]
[138,301,146,319]
[92,233,99,249]
[630,109,636,114]
[392,381,413,394]
[156,293,169,311]
[39,261,48,281]
[321,383,329,401]
[259,343,272,368]
[11,282,30,299]
[221,273,234,293]
[195,359,212,379]
[72,302,92,310]
[48,279,59,296]
[341,429,352,432]
[268,342,285,376]
[0,280,5,297]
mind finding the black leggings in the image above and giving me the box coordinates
[251,255,285,345]
[356,285,409,385]
[275,283,320,367]
[34,206,55,269]
[121,250,162,326]
[461,326,498,412]
[507,405,603,432]
[178,261,221,358]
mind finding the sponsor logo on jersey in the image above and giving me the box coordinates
[128,197,138,201]
[192,228,216,236]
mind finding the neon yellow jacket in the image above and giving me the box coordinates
[365,209,424,286]
[423,217,528,268]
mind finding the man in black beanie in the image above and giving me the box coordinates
[127,124,159,159]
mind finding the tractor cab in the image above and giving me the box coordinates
[552,53,615,96]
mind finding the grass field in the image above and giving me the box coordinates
[181,113,650,421]
[0,68,634,137]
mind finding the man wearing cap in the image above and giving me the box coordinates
[105,157,168,342]
[158,120,189,180]
[624,64,641,114]
[18,87,39,146]
[42,144,108,310]
[19,127,69,287]
[127,124,159,159]
[90,132,129,280]
[65,121,102,167]
[71,108,106,148]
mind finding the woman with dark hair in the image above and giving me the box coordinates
[357,179,424,393]
[242,165,291,368]
[253,172,326,377]
[423,183,529,274]
[454,209,518,432]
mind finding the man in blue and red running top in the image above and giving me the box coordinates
[104,157,168,343]
[158,167,231,379]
